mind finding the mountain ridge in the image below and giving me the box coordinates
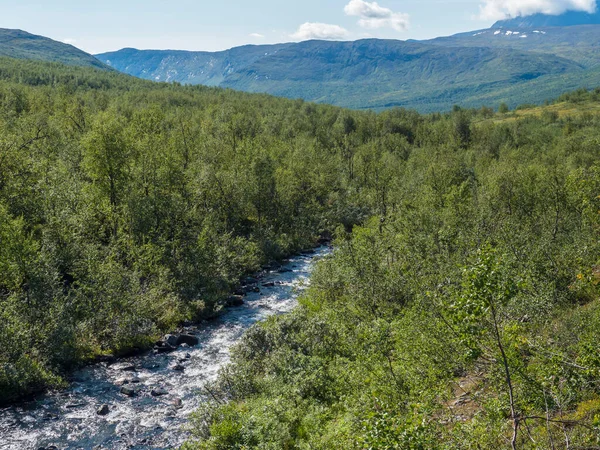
[0,28,109,69]
[96,36,597,112]
[493,9,600,28]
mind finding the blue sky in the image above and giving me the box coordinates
[0,0,597,54]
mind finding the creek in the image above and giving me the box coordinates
[0,247,330,450]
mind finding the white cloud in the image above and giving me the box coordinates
[344,0,410,31]
[479,0,597,20]
[62,38,77,45]
[291,23,349,40]
[249,33,265,39]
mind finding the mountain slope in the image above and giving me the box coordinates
[493,9,600,28]
[0,28,108,69]
[425,24,600,68]
[96,39,587,111]
[99,44,291,85]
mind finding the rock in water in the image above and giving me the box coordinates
[164,334,179,347]
[112,362,136,372]
[176,334,199,346]
[151,388,168,397]
[120,386,136,397]
[97,404,110,416]
[226,295,245,307]
[172,364,185,371]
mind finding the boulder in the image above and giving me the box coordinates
[262,282,275,288]
[120,386,136,397]
[171,397,183,409]
[172,364,185,371]
[176,334,199,346]
[153,342,177,354]
[112,362,136,372]
[164,334,179,347]
[65,402,86,409]
[97,404,110,416]
[151,388,169,397]
[226,295,245,307]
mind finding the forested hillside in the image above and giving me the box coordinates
[1,56,600,449]
[0,57,361,404]
[0,28,108,69]
[182,92,600,449]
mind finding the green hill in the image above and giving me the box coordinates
[0,28,109,69]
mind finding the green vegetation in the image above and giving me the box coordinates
[182,88,600,449]
[0,57,359,404]
[1,54,600,449]
[0,28,109,69]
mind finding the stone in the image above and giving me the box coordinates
[154,342,177,354]
[171,397,183,409]
[151,388,169,397]
[120,386,136,397]
[164,334,179,347]
[65,402,86,409]
[172,364,185,371]
[262,282,275,288]
[97,404,110,416]
[176,334,199,346]
[226,295,245,307]
[112,362,136,372]
[277,268,293,274]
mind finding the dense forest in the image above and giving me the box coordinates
[1,57,600,448]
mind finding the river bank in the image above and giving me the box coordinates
[0,247,330,450]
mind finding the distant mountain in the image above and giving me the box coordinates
[425,24,600,68]
[98,45,291,85]
[96,39,589,111]
[0,28,108,69]
[493,10,600,28]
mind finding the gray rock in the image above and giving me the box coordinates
[65,402,86,409]
[226,295,245,307]
[151,388,169,397]
[164,334,179,347]
[154,342,176,354]
[172,364,185,371]
[176,334,199,346]
[112,363,136,372]
[97,404,110,416]
[120,386,136,397]
[171,397,183,409]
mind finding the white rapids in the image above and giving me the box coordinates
[0,247,330,450]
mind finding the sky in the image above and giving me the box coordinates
[0,0,597,54]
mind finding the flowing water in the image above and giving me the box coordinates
[0,247,330,450]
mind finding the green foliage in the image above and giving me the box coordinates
[184,86,600,449]
[2,55,600,449]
